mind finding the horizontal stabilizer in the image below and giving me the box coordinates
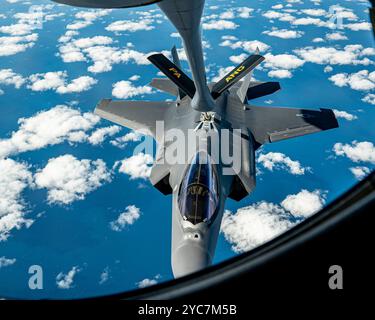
[211,54,265,99]
[94,99,174,138]
[149,78,179,96]
[246,82,281,100]
[245,106,338,145]
[148,53,196,99]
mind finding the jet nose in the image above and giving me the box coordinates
[172,240,211,278]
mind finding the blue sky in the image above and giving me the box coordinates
[0,0,374,299]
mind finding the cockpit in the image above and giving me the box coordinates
[178,152,219,225]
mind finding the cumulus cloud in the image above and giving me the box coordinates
[56,266,81,289]
[0,158,33,241]
[0,105,100,158]
[34,155,112,205]
[333,141,375,164]
[0,256,16,268]
[110,205,141,232]
[0,33,38,57]
[262,10,295,22]
[263,28,304,39]
[281,189,326,217]
[66,9,111,30]
[257,152,310,175]
[362,93,375,105]
[106,19,154,33]
[112,80,152,99]
[333,109,357,121]
[329,70,375,91]
[325,32,348,41]
[202,20,238,30]
[264,53,305,70]
[137,274,161,288]
[116,153,153,180]
[0,4,63,56]
[267,69,292,79]
[88,125,121,146]
[294,45,374,66]
[27,71,97,94]
[59,34,154,73]
[350,166,371,180]
[110,130,143,149]
[220,38,270,53]
[301,9,327,16]
[221,202,294,253]
[0,69,25,88]
[221,190,326,253]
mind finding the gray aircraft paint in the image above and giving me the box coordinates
[52,0,339,278]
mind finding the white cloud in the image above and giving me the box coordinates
[0,158,33,242]
[263,28,304,39]
[301,9,327,16]
[0,34,38,57]
[333,109,357,121]
[220,38,270,53]
[262,10,295,22]
[202,20,238,30]
[221,189,326,253]
[56,266,81,289]
[0,256,16,268]
[110,130,143,149]
[110,205,141,232]
[257,152,309,175]
[333,141,375,164]
[345,22,372,31]
[350,166,370,180]
[34,155,112,205]
[325,32,348,41]
[362,93,375,105]
[329,70,375,91]
[112,80,152,99]
[221,202,295,253]
[88,125,121,145]
[0,23,33,36]
[294,45,374,66]
[281,189,325,217]
[0,105,100,158]
[267,69,292,79]
[312,37,325,43]
[106,19,154,32]
[67,9,111,30]
[58,35,155,73]
[263,53,305,72]
[27,71,97,94]
[117,153,153,180]
[292,17,323,26]
[324,65,333,73]
[0,69,25,88]
[137,274,161,288]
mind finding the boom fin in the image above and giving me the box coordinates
[211,54,265,99]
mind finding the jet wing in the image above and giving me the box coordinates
[245,105,338,144]
[94,99,174,139]
[149,78,179,97]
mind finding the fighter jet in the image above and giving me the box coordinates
[52,0,339,278]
